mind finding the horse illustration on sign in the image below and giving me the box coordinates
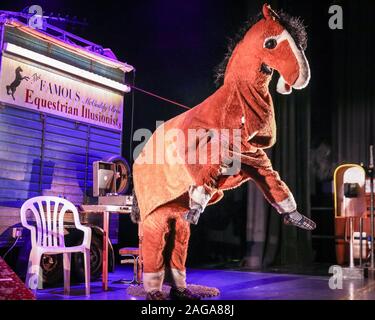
[6,66,30,101]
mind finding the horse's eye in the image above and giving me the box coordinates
[265,39,277,49]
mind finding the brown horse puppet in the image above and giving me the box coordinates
[132,4,316,300]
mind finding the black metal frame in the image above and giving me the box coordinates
[0,10,108,56]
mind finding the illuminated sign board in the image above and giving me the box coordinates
[0,54,124,131]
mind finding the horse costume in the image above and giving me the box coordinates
[132,4,316,300]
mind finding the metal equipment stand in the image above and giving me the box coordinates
[342,167,365,279]
[366,145,375,279]
[342,217,365,279]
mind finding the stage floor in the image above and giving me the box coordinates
[35,265,375,300]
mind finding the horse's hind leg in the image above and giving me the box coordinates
[166,209,190,289]
[142,205,169,293]
[142,200,190,294]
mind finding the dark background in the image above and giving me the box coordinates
[2,0,374,270]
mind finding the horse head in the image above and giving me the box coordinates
[224,4,310,95]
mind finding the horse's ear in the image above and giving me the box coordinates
[262,4,272,20]
[262,4,279,21]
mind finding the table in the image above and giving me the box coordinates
[79,204,132,290]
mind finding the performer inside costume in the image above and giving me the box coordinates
[131,4,317,300]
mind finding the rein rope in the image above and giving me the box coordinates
[129,85,191,110]
[127,74,191,161]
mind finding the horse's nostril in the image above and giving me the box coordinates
[260,63,273,75]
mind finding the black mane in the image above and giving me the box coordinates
[214,10,308,86]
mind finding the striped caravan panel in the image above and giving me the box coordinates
[0,105,122,243]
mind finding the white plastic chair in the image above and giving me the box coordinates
[20,196,91,295]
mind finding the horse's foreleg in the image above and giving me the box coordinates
[240,149,297,213]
